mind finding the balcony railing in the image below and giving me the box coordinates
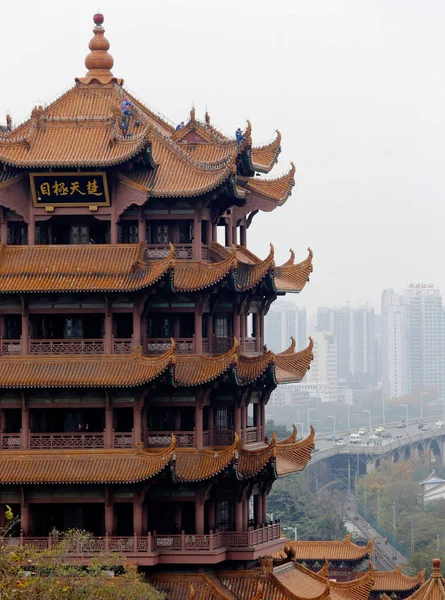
[0,339,21,354]
[214,429,234,446]
[113,338,133,354]
[245,426,259,444]
[113,432,134,448]
[29,432,105,449]
[6,523,281,556]
[145,244,209,261]
[146,431,195,448]
[242,337,257,353]
[30,339,105,355]
[146,338,195,354]
[213,337,233,353]
[0,433,20,449]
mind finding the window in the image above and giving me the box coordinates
[216,500,232,531]
[7,223,28,245]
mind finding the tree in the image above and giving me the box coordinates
[0,509,164,600]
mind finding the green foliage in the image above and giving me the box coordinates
[267,473,346,541]
[356,459,445,576]
[265,419,291,440]
[0,512,164,600]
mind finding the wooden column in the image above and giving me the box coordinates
[28,214,35,245]
[21,503,30,536]
[240,224,247,247]
[261,399,266,442]
[104,308,112,354]
[21,297,29,355]
[254,402,260,441]
[133,306,141,347]
[242,496,249,530]
[105,499,114,535]
[20,393,29,450]
[233,306,240,341]
[234,497,243,532]
[232,226,238,246]
[206,314,213,353]
[259,313,264,348]
[241,403,247,444]
[142,504,149,534]
[193,217,202,260]
[0,407,6,432]
[105,391,113,449]
[138,208,146,243]
[174,407,181,432]
[208,404,214,446]
[110,220,118,244]
[240,313,246,351]
[212,223,218,243]
[254,494,263,527]
[262,492,268,524]
[195,494,205,535]
[194,310,203,354]
[133,398,143,444]
[0,208,7,244]
[134,497,143,536]
[225,220,232,247]
[234,401,241,438]
[195,393,204,450]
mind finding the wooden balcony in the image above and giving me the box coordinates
[145,338,195,354]
[145,244,210,260]
[5,523,282,566]
[0,433,20,449]
[29,432,105,449]
[0,338,134,356]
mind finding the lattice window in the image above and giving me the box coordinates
[216,500,232,531]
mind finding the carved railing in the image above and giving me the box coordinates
[7,524,281,555]
[1,433,20,449]
[213,337,232,353]
[113,338,133,354]
[145,244,209,260]
[214,429,234,446]
[146,338,194,354]
[30,339,104,355]
[147,431,195,448]
[203,430,210,447]
[245,427,259,444]
[202,339,210,353]
[0,339,21,354]
[113,432,133,448]
[29,432,105,450]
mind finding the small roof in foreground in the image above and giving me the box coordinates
[382,559,445,600]
[273,536,374,563]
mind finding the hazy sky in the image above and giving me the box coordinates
[1,1,444,313]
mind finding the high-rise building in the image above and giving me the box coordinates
[351,306,376,383]
[317,307,350,379]
[265,302,307,353]
[381,285,444,398]
[305,331,338,402]
[0,14,315,569]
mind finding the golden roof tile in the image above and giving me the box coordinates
[274,337,314,384]
[0,243,173,293]
[250,131,282,173]
[276,426,315,476]
[245,163,296,206]
[173,339,239,387]
[396,560,445,600]
[353,567,424,593]
[0,443,175,485]
[149,574,233,600]
[274,248,313,294]
[279,536,374,562]
[0,345,174,389]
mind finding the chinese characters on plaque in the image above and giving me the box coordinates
[30,172,110,207]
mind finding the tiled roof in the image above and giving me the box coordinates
[0,243,172,293]
[390,560,445,600]
[353,567,424,593]
[276,426,315,476]
[274,249,313,294]
[245,163,296,206]
[0,170,24,188]
[0,430,314,485]
[0,346,174,389]
[250,131,282,173]
[0,338,313,389]
[149,573,234,600]
[0,444,175,484]
[277,536,374,562]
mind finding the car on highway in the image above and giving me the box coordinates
[368,433,379,440]
[420,424,428,431]
[436,421,445,428]
[381,431,393,439]
[350,433,362,444]
[396,422,406,428]
[375,426,385,434]
[326,435,343,442]
[358,428,367,436]
[335,439,347,446]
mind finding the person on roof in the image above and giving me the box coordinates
[176,121,185,130]
[121,97,132,135]
[236,127,246,144]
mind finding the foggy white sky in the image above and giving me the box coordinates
[1,0,444,313]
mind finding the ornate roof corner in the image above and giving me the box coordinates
[245,162,296,207]
[250,129,282,173]
[275,427,316,476]
[279,337,297,355]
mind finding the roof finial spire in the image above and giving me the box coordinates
[76,13,122,85]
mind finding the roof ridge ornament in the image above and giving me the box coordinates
[76,13,123,85]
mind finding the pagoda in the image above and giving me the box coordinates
[0,14,315,567]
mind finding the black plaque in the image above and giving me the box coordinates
[30,172,110,207]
